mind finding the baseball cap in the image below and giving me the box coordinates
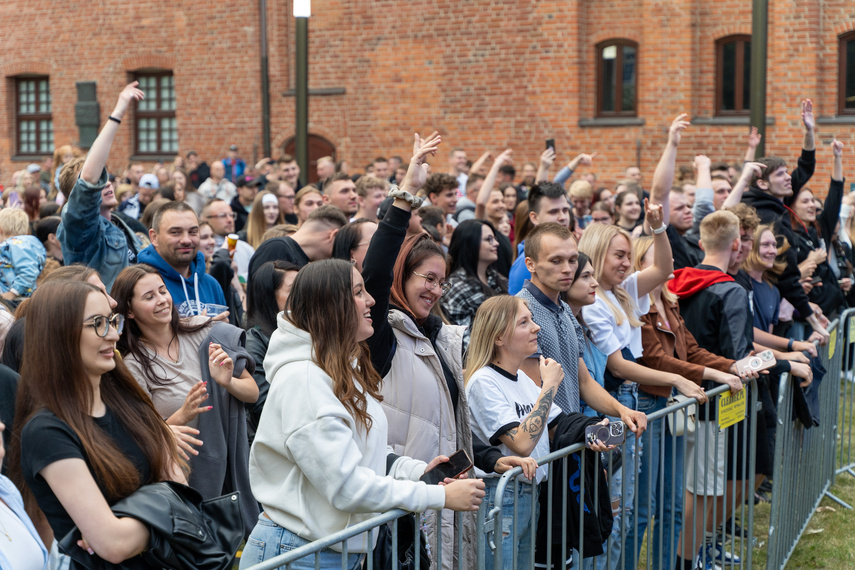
[26,164,41,174]
[236,175,263,188]
[139,173,160,190]
[229,145,239,152]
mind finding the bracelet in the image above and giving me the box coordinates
[787,339,794,351]
[652,224,667,235]
[108,116,122,125]
[388,185,424,209]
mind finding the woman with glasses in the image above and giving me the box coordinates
[11,280,186,565]
[111,264,259,534]
[441,219,508,352]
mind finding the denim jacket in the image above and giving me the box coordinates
[57,168,141,292]
[0,235,46,297]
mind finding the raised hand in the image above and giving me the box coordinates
[402,132,441,193]
[540,147,556,169]
[747,126,762,148]
[668,113,691,147]
[693,154,711,171]
[569,152,597,170]
[112,81,145,120]
[493,149,513,168]
[801,99,815,131]
[644,198,664,231]
[740,161,766,182]
[833,139,844,157]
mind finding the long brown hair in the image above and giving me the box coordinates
[390,233,447,322]
[112,264,209,385]
[245,191,284,248]
[286,259,383,431]
[9,281,183,505]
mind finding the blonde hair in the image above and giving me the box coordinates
[632,236,677,305]
[464,296,526,386]
[568,180,593,201]
[577,223,642,327]
[0,208,31,237]
[699,210,739,253]
[742,224,788,285]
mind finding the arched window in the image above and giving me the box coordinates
[839,31,855,115]
[283,134,336,184]
[716,35,751,115]
[596,39,638,117]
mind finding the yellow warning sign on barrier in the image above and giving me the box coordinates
[718,388,747,431]
[849,319,855,343]
[830,329,837,359]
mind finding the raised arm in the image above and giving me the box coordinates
[790,100,817,197]
[723,161,765,209]
[636,199,674,297]
[553,153,597,186]
[469,151,492,179]
[647,114,690,229]
[81,83,144,184]
[744,127,762,162]
[474,149,512,220]
[801,99,815,152]
[536,148,555,183]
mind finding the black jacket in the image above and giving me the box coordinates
[59,482,243,570]
[244,325,271,444]
[535,413,612,565]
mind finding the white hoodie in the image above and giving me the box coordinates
[250,315,446,552]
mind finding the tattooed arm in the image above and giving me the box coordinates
[498,357,563,457]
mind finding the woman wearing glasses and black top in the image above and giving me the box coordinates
[362,134,529,570]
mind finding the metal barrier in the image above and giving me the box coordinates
[765,319,849,570]
[837,308,855,481]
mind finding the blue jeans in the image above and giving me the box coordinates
[623,391,684,570]
[483,477,538,570]
[239,513,363,570]
[595,383,639,570]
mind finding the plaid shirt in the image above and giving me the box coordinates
[441,267,507,352]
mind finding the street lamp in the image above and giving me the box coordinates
[295,0,310,186]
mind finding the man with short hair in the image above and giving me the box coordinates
[118,172,158,220]
[316,156,336,184]
[268,180,298,224]
[202,199,255,282]
[248,204,346,278]
[322,172,359,217]
[231,175,263,232]
[454,174,483,223]
[138,201,226,317]
[625,165,642,184]
[507,182,572,294]
[199,160,237,203]
[448,148,468,195]
[278,154,302,191]
[372,157,389,181]
[186,150,210,189]
[222,144,246,183]
[354,175,389,221]
[424,172,460,229]
[387,156,403,182]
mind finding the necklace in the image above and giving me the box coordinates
[0,500,13,541]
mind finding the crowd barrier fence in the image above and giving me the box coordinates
[243,319,855,570]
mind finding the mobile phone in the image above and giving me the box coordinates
[419,449,473,485]
[585,421,626,447]
[546,139,556,153]
[810,275,822,285]
[735,350,777,375]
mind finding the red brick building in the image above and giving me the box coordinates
[1,0,854,190]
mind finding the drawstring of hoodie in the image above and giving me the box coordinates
[179,273,203,316]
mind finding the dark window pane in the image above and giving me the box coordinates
[722,42,736,111]
[601,45,617,112]
[622,46,637,112]
[847,40,855,110]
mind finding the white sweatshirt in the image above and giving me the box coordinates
[250,315,446,552]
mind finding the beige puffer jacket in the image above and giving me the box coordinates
[380,309,477,570]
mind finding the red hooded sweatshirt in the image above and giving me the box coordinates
[668,266,735,300]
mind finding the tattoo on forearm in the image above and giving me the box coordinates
[505,388,555,442]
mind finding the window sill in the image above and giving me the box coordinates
[691,116,775,126]
[817,116,855,125]
[579,117,645,128]
[129,154,179,162]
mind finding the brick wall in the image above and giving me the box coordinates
[1,0,853,196]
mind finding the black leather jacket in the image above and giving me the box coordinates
[59,482,242,570]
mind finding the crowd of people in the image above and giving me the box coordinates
[0,81,846,570]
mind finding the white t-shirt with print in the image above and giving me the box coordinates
[466,365,563,483]
[581,271,650,359]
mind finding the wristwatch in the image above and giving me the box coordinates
[388,185,424,209]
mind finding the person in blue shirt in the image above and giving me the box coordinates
[0,209,46,301]
[137,201,227,318]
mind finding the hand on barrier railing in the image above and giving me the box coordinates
[793,339,819,358]
[494,456,538,480]
[442,478,486,511]
[708,368,744,394]
[675,375,708,404]
[790,361,813,388]
[782,350,811,364]
[807,330,827,347]
[617,406,647,435]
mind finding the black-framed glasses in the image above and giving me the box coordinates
[207,212,237,220]
[412,271,451,294]
[83,314,125,338]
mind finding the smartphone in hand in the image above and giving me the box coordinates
[420,450,473,485]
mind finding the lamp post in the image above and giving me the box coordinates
[294,0,310,186]
[750,0,767,158]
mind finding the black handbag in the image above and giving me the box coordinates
[366,513,431,570]
[60,482,243,570]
